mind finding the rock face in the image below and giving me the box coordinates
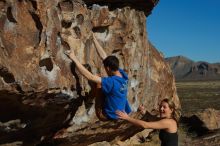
[0,0,179,145]
[166,56,220,81]
[181,108,220,146]
[184,108,220,132]
[198,108,220,130]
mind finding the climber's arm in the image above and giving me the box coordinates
[92,33,107,60]
[66,51,101,84]
[62,33,101,84]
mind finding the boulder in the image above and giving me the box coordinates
[0,0,180,145]
[197,108,220,130]
[182,108,220,137]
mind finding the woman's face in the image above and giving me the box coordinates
[159,101,173,118]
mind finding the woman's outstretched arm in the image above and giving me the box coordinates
[116,111,171,130]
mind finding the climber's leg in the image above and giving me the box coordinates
[94,83,108,121]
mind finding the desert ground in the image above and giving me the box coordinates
[176,80,220,116]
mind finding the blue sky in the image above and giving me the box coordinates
[147,0,220,63]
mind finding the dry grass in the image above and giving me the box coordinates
[176,80,220,116]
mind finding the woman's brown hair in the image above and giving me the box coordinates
[161,98,181,123]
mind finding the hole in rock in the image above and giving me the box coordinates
[30,0,37,10]
[61,20,72,28]
[76,14,84,25]
[6,7,17,23]
[0,67,15,83]
[39,58,53,71]
[92,26,109,33]
[29,11,43,32]
[29,11,43,44]
[73,26,81,38]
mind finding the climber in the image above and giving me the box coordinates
[116,98,180,146]
[62,32,132,120]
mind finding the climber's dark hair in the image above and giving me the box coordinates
[103,56,119,71]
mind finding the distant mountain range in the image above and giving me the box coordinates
[165,56,220,81]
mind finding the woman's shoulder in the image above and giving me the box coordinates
[160,118,176,123]
[161,118,177,133]
[156,118,177,128]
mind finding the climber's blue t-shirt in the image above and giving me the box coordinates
[101,68,132,120]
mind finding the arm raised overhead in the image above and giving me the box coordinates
[63,34,101,84]
[92,33,107,60]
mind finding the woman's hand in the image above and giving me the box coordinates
[138,104,145,115]
[116,110,130,120]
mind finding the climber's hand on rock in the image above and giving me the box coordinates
[69,50,76,60]
[65,50,76,61]
[92,32,98,41]
[64,50,70,57]
[92,32,95,38]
